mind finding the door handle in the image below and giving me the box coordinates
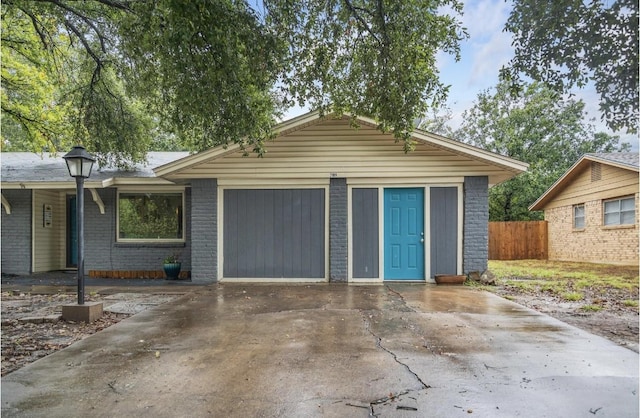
[420,238,424,243]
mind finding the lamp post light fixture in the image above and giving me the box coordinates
[63,146,95,305]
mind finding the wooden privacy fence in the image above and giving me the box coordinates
[488,221,548,260]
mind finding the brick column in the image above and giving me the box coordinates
[329,178,348,282]
[191,179,218,283]
[463,176,489,274]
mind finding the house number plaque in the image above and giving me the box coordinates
[43,204,53,228]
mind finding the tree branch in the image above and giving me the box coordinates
[43,0,109,54]
[19,7,52,50]
[343,0,382,47]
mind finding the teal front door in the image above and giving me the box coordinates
[384,188,425,280]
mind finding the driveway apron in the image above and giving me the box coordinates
[2,284,638,417]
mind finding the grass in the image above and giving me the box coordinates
[623,299,639,307]
[489,260,639,296]
[562,292,584,301]
[581,304,603,312]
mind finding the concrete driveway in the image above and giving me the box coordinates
[2,284,638,417]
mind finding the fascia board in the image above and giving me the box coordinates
[153,144,240,177]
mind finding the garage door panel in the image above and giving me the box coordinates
[430,187,458,277]
[224,189,325,278]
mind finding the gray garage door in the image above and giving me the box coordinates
[223,189,325,278]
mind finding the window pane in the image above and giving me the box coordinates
[573,205,585,228]
[621,210,635,225]
[621,197,635,211]
[604,212,619,226]
[119,193,183,239]
[604,200,619,214]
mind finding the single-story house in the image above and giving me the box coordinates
[530,152,639,266]
[1,112,528,283]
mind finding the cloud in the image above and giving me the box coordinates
[468,30,513,86]
[462,0,511,40]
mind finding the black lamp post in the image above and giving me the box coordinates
[63,146,95,305]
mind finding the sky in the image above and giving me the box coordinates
[284,0,638,152]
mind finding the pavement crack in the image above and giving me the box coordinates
[384,285,416,313]
[360,311,429,416]
[107,380,121,394]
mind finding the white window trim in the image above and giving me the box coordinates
[116,187,186,243]
[573,204,585,230]
[602,196,635,227]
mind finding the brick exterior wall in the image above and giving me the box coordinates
[190,179,217,283]
[85,188,192,273]
[329,178,348,282]
[546,192,639,265]
[1,190,32,274]
[463,176,489,274]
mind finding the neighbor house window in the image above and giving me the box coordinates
[603,196,635,226]
[118,191,184,241]
[573,204,585,229]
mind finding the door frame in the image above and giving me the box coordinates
[347,182,463,283]
[383,187,425,281]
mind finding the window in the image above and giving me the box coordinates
[118,192,184,241]
[573,204,585,229]
[603,196,635,226]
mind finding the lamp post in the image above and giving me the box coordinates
[63,146,95,305]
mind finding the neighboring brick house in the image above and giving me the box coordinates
[1,112,528,283]
[530,153,639,266]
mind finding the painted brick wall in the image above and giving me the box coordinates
[191,179,217,283]
[329,178,347,282]
[546,193,639,265]
[84,188,191,272]
[463,176,489,274]
[1,190,32,274]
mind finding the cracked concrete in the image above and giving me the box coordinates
[2,284,638,418]
[360,308,429,417]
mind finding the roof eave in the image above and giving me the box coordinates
[585,154,640,172]
[1,177,178,190]
[153,145,240,177]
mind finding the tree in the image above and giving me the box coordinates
[502,0,639,134]
[455,81,630,221]
[1,1,152,167]
[1,0,467,165]
[416,105,454,137]
[266,0,466,150]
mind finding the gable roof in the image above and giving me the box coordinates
[1,112,530,189]
[586,152,640,170]
[154,111,528,184]
[529,152,640,211]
